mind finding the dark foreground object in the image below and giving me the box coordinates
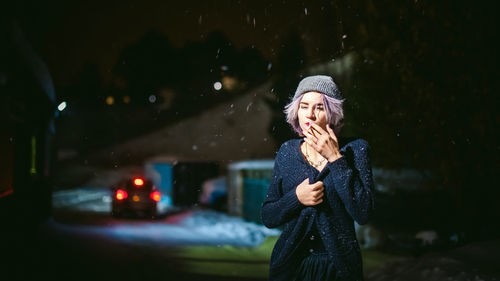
[2,217,265,281]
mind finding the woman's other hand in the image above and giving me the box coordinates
[303,123,342,162]
[296,178,324,206]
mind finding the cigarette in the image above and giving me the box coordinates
[308,123,318,137]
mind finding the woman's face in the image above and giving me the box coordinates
[297,91,328,134]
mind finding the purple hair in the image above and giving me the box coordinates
[284,93,344,136]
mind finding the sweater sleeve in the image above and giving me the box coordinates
[323,139,375,225]
[261,160,305,228]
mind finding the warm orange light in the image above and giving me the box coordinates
[150,191,161,202]
[116,189,128,200]
[133,178,144,186]
[106,96,115,105]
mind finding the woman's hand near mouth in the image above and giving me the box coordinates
[303,123,342,162]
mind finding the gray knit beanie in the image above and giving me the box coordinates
[293,75,342,100]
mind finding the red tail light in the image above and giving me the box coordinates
[150,191,161,202]
[116,189,128,200]
[133,178,144,187]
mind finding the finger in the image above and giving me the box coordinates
[313,191,324,199]
[326,124,338,142]
[309,123,328,136]
[310,182,323,190]
[309,126,317,138]
[314,184,325,191]
[311,183,321,191]
[302,130,318,143]
[303,137,319,151]
[312,186,324,194]
[316,135,329,147]
[312,198,323,205]
[312,185,324,193]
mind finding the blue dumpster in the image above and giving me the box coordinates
[227,160,274,224]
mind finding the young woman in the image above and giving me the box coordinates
[261,75,375,281]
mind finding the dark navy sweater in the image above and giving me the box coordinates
[261,138,375,281]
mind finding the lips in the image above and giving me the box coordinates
[305,122,311,128]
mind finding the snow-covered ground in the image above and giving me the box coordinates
[51,187,280,247]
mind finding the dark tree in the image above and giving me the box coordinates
[236,47,268,84]
[266,31,306,148]
[113,30,176,106]
[326,0,498,238]
[69,64,103,110]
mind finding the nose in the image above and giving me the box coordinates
[305,107,316,119]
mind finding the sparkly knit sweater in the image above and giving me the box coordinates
[261,137,375,281]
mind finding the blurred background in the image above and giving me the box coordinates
[1,0,498,280]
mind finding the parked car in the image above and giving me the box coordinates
[111,177,161,218]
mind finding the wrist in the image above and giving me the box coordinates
[327,152,342,162]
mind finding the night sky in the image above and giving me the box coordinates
[10,0,344,87]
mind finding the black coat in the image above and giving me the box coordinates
[261,138,376,281]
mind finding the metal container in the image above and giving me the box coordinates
[227,160,274,223]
